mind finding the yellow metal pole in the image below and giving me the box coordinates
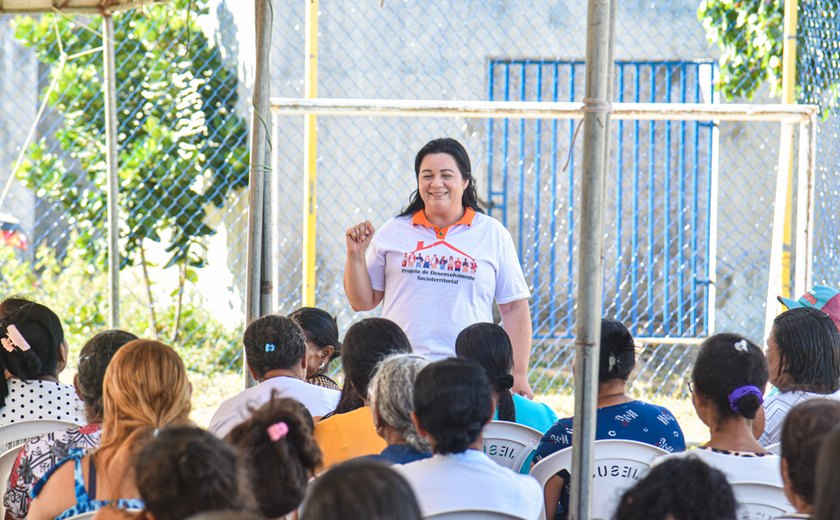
[780,0,799,298]
[302,0,319,307]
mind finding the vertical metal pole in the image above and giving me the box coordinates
[780,0,799,298]
[245,0,272,384]
[302,0,319,307]
[796,115,817,291]
[102,15,120,328]
[570,1,615,519]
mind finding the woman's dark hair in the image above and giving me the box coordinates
[397,137,484,217]
[76,329,138,421]
[243,315,306,378]
[226,396,322,518]
[300,459,421,520]
[413,358,493,455]
[0,298,66,408]
[455,323,515,422]
[333,318,411,413]
[614,456,736,520]
[781,399,840,507]
[600,319,636,383]
[289,307,342,362]
[135,426,253,520]
[814,425,840,520]
[772,307,840,393]
[692,333,768,420]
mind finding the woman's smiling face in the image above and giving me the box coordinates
[417,153,468,216]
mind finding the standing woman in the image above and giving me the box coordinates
[344,137,534,397]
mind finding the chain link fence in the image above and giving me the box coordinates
[0,1,836,401]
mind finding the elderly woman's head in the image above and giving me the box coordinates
[289,307,341,379]
[767,307,840,393]
[368,354,430,452]
[412,358,493,455]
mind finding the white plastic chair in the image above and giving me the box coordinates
[730,481,792,520]
[0,419,81,452]
[482,421,543,473]
[529,439,668,520]
[765,442,781,456]
[425,508,526,519]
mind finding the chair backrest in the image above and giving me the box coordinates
[425,508,525,519]
[730,481,791,520]
[765,442,781,456]
[0,419,81,452]
[529,439,669,520]
[0,444,24,518]
[481,421,543,473]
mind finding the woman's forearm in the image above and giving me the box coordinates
[344,252,381,311]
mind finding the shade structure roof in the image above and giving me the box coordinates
[0,0,169,13]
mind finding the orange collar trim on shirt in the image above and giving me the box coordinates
[412,208,476,239]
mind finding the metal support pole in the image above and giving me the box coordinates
[245,0,273,384]
[569,1,615,519]
[102,14,120,328]
[302,0,319,307]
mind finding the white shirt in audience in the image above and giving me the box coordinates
[656,447,783,487]
[759,389,840,446]
[395,449,543,519]
[208,376,339,438]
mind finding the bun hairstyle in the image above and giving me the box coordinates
[413,358,493,455]
[599,318,636,383]
[288,307,342,362]
[692,333,768,420]
[0,298,66,408]
[226,396,322,518]
[455,323,516,422]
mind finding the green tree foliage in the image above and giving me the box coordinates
[697,0,784,100]
[13,0,249,270]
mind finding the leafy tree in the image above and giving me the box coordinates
[697,0,784,100]
[12,0,249,336]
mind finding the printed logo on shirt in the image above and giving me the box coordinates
[400,240,478,285]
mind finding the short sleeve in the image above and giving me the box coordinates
[533,418,572,464]
[366,235,386,292]
[494,226,530,304]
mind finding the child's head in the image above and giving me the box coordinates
[135,426,253,520]
[692,333,768,422]
[300,459,421,520]
[226,396,322,518]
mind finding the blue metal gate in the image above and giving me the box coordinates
[487,60,718,340]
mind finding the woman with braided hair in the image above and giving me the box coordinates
[533,318,685,520]
[456,323,557,434]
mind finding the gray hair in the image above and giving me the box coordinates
[368,353,431,452]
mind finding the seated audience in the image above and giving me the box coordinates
[314,318,411,468]
[300,459,421,520]
[289,307,342,390]
[395,358,542,519]
[776,400,840,519]
[533,318,685,519]
[814,425,840,520]
[456,323,558,428]
[614,456,737,520]
[27,339,192,519]
[208,315,339,437]
[760,307,840,446]
[0,298,85,425]
[226,397,322,518]
[4,329,137,519]
[366,354,431,464]
[657,333,780,487]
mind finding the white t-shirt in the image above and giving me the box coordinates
[0,378,86,427]
[367,211,530,359]
[208,376,339,438]
[395,449,543,519]
[759,389,840,446]
[656,448,783,487]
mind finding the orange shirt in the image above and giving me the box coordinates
[313,406,386,470]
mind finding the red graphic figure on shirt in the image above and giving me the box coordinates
[454,259,462,272]
[402,253,408,267]
[447,256,455,271]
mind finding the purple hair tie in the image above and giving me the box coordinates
[728,385,763,415]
